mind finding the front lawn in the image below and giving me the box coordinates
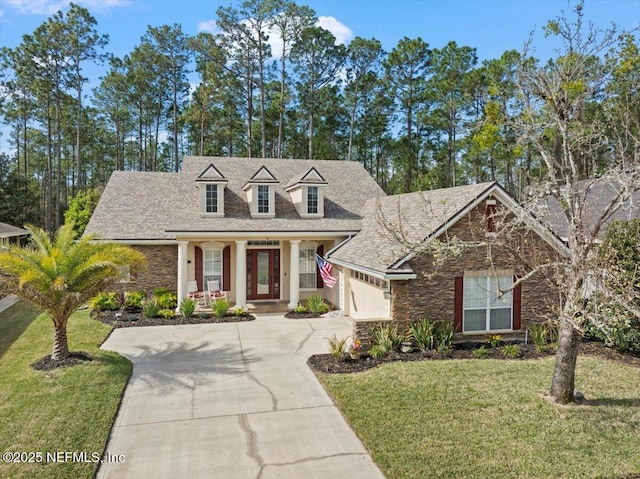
[0,304,132,479]
[318,357,640,479]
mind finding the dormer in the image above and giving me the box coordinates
[242,166,278,218]
[196,164,228,217]
[285,167,328,218]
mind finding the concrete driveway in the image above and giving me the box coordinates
[97,314,385,479]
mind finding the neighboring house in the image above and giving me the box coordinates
[85,156,568,341]
[0,222,29,248]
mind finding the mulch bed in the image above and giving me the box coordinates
[308,340,640,374]
[31,351,93,371]
[91,310,255,328]
[284,311,322,319]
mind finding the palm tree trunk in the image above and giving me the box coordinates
[51,324,70,361]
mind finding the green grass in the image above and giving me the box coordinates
[318,357,640,479]
[0,301,40,359]
[0,304,132,479]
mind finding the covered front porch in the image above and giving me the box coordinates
[175,235,346,311]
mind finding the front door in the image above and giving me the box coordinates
[247,249,280,300]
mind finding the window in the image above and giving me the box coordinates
[247,240,280,247]
[463,275,512,332]
[257,185,269,213]
[205,184,218,213]
[307,186,318,214]
[299,246,317,289]
[117,265,136,283]
[203,247,223,288]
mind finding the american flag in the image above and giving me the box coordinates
[315,254,337,288]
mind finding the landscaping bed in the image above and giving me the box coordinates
[284,311,322,319]
[91,309,255,328]
[309,339,640,374]
[309,343,556,374]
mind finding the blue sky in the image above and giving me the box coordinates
[2,0,638,65]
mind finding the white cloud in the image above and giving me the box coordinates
[5,0,128,15]
[317,16,353,45]
[195,14,353,60]
[197,19,219,34]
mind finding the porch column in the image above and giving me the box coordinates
[235,240,247,309]
[177,241,188,308]
[288,240,300,309]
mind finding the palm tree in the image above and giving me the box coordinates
[0,224,145,361]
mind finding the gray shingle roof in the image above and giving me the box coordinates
[329,182,496,274]
[85,157,386,240]
[0,222,29,238]
[535,177,640,240]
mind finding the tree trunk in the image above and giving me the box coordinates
[549,315,581,403]
[277,42,286,158]
[51,323,70,361]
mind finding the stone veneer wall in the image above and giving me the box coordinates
[352,318,394,348]
[110,245,178,293]
[389,203,562,334]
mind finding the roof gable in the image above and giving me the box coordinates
[196,163,227,183]
[250,165,278,182]
[285,167,328,190]
[328,182,569,276]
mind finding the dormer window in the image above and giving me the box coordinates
[258,185,270,213]
[286,167,327,218]
[307,186,318,214]
[206,184,218,213]
[197,163,227,217]
[243,166,278,218]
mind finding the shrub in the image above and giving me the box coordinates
[327,335,348,361]
[123,291,146,311]
[142,299,161,318]
[212,298,231,318]
[473,345,488,358]
[306,295,329,314]
[487,334,502,348]
[502,344,522,358]
[159,309,176,319]
[90,292,120,311]
[409,318,435,351]
[585,309,640,355]
[528,323,548,351]
[433,321,454,351]
[371,324,403,357]
[232,306,246,316]
[368,344,387,359]
[179,298,197,318]
[155,292,177,310]
[152,287,172,297]
[293,305,308,314]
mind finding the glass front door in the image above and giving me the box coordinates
[247,249,280,300]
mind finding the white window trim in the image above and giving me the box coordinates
[200,183,225,218]
[306,186,319,215]
[462,274,513,334]
[299,242,318,291]
[203,246,224,289]
[117,265,135,283]
[248,184,276,217]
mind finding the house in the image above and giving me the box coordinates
[0,222,29,248]
[85,156,568,341]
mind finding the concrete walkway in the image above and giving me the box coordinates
[98,314,385,479]
[0,295,19,314]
